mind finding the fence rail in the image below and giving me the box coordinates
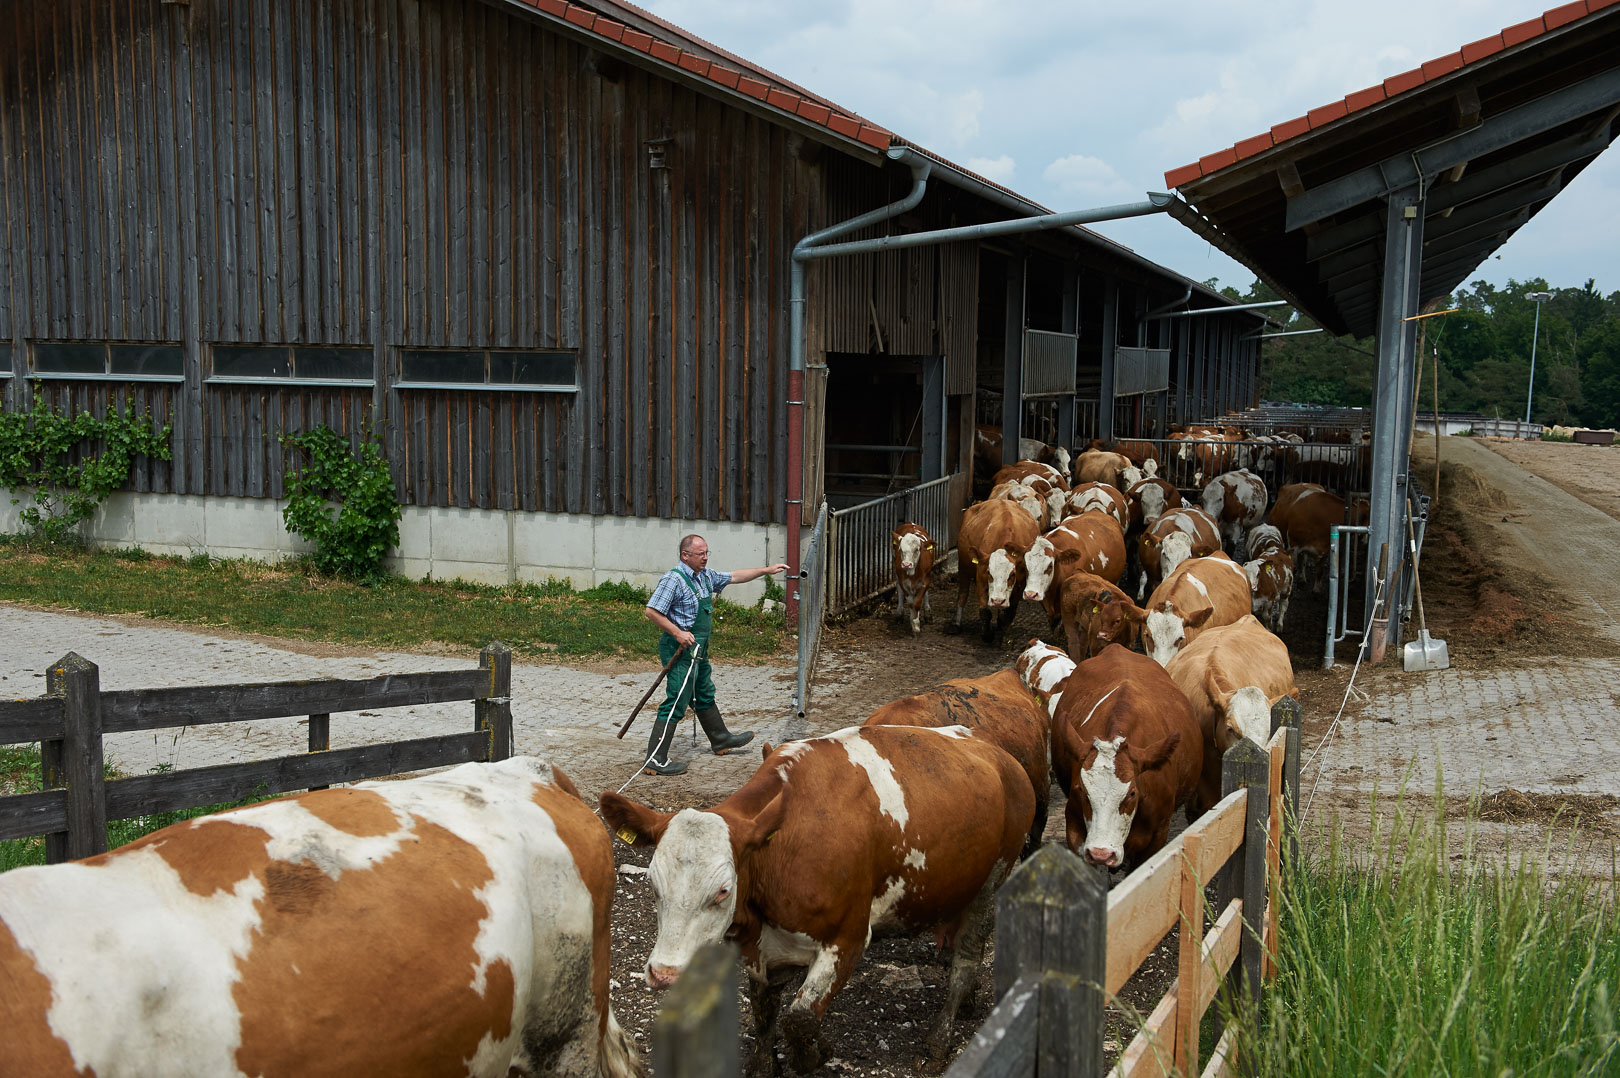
[649,698,1304,1077]
[1125,436,1371,499]
[0,645,513,862]
[825,476,952,617]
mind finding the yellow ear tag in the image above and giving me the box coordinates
[972,557,979,565]
[615,827,638,846]
[1092,606,1099,614]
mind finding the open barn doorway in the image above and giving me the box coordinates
[821,352,946,509]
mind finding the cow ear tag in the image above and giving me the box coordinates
[615,827,639,846]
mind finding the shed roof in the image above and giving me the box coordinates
[1163,2,1620,338]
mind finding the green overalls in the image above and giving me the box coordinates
[646,567,715,766]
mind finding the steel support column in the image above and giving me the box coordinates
[1001,255,1027,467]
[1057,264,1080,450]
[1365,188,1425,662]
[1098,278,1119,441]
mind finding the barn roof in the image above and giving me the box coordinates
[492,0,1254,311]
[1163,1,1620,338]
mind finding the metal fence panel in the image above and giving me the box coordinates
[1115,347,1170,396]
[826,477,952,617]
[1022,329,1077,397]
[1129,437,1372,498]
[794,503,829,717]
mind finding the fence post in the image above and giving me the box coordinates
[1271,695,1303,869]
[993,844,1108,1077]
[307,713,331,791]
[476,643,513,761]
[652,941,740,1078]
[1218,740,1271,1017]
[42,652,107,863]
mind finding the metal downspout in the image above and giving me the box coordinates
[787,160,933,625]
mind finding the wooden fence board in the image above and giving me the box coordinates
[1104,837,1183,997]
[0,789,67,843]
[1195,901,1243,1016]
[0,696,66,743]
[103,729,488,818]
[940,974,1038,1078]
[99,669,488,733]
[1183,789,1245,881]
[651,942,740,1078]
[1112,985,1176,1078]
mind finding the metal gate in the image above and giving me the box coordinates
[793,503,829,717]
[826,477,952,617]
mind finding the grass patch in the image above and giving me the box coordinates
[0,539,790,662]
[1238,791,1620,1076]
[0,744,276,873]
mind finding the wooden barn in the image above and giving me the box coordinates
[0,0,1268,606]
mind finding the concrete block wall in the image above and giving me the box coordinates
[0,490,788,605]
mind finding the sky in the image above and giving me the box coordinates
[634,0,1620,299]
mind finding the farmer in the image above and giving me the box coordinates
[640,534,789,775]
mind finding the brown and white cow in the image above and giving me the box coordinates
[891,521,936,636]
[1065,481,1129,531]
[1140,551,1254,667]
[864,668,1052,856]
[1200,468,1268,558]
[1269,482,1358,592]
[1135,506,1221,600]
[1126,476,1183,534]
[1165,615,1298,811]
[1059,572,1142,660]
[1045,645,1204,869]
[1022,512,1127,628]
[1244,544,1296,632]
[986,480,1050,529]
[600,725,1033,1075]
[1073,449,1142,491]
[956,498,1039,643]
[991,459,1068,491]
[1,758,641,1078]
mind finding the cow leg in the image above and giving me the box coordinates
[979,607,994,644]
[1023,794,1049,860]
[954,572,971,630]
[1277,589,1290,631]
[745,967,799,1078]
[781,934,865,1074]
[924,873,1001,1072]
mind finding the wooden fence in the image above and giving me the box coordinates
[651,696,1302,1078]
[0,644,513,863]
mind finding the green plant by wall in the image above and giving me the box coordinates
[0,392,173,543]
[280,425,401,582]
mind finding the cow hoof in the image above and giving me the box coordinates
[780,1011,826,1074]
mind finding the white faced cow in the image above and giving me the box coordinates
[891,521,936,635]
[600,725,1033,1075]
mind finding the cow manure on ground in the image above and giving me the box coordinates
[1467,790,1620,836]
[1440,462,1517,510]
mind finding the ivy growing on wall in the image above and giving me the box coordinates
[280,425,401,582]
[0,391,173,544]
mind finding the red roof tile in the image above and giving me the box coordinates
[1164,4,1602,187]
[766,88,801,112]
[1544,2,1592,30]
[827,114,861,139]
[677,52,710,76]
[534,0,567,15]
[621,28,653,52]
[648,40,680,63]
[736,75,770,101]
[797,101,832,125]
[856,124,891,150]
[708,64,741,90]
[594,18,625,42]
[563,5,596,29]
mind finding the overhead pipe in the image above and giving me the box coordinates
[1150,299,1293,318]
[1145,286,1193,319]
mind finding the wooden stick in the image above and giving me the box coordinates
[616,645,689,739]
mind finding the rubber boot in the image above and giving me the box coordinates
[643,719,687,775]
[697,706,754,755]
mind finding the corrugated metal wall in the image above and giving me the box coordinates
[5,0,913,524]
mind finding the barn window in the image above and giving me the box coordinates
[396,349,578,392]
[209,345,373,385]
[32,342,184,381]
[0,343,12,377]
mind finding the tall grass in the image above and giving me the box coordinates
[1245,792,1620,1076]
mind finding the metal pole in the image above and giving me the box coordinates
[1524,291,1551,424]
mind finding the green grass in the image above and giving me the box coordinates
[0,744,275,872]
[1239,792,1620,1076]
[0,537,790,662]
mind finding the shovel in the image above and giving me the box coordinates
[1402,516,1450,672]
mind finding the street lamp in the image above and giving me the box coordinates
[1524,290,1553,424]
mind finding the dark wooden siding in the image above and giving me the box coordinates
[3,0,889,524]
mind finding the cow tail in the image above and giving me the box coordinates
[599,1008,645,1078]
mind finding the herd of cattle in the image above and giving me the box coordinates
[0,426,1367,1077]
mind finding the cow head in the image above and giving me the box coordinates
[1044,486,1070,524]
[1052,445,1073,480]
[1158,532,1196,581]
[1143,603,1211,666]
[1081,590,1144,655]
[1022,536,1058,602]
[1208,672,1291,749]
[1136,482,1170,524]
[892,527,931,572]
[985,547,1024,608]
[1015,638,1074,714]
[1246,524,1283,560]
[1069,730,1181,868]
[1120,464,1144,490]
[597,794,787,990]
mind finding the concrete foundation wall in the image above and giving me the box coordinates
[0,491,788,605]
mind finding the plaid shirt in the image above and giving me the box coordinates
[646,566,732,632]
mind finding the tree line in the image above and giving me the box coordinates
[1228,277,1620,429]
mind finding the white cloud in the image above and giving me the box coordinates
[1042,154,1132,200]
[965,155,1016,186]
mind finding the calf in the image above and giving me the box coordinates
[1047,645,1204,869]
[891,521,935,635]
[1074,449,1137,489]
[600,726,1033,1075]
[1135,506,1221,600]
[1059,571,1143,660]
[864,668,1052,856]
[1245,546,1296,632]
[1245,523,1285,560]
[1,758,641,1078]
[1165,614,1298,811]
[1022,512,1127,628]
[956,498,1039,643]
[1140,552,1254,667]
[1125,476,1184,534]
[1200,468,1268,558]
